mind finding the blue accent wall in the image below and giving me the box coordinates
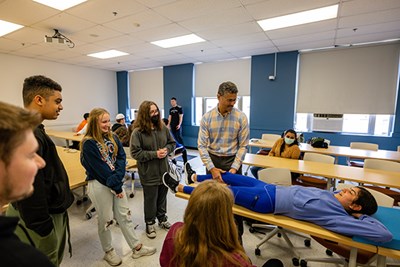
[116,71,131,121]
[163,64,199,147]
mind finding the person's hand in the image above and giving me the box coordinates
[229,168,237,174]
[210,168,225,183]
[157,148,168,159]
[116,192,124,198]
[176,125,181,130]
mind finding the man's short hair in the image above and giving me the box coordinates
[354,186,378,215]
[218,81,238,96]
[83,113,89,120]
[22,75,62,107]
[171,97,176,100]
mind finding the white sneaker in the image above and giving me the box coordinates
[132,245,156,259]
[146,223,156,239]
[103,248,122,266]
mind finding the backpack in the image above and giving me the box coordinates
[309,137,328,148]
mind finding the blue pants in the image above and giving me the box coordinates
[183,173,276,213]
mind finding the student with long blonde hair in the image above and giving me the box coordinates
[159,180,253,267]
[80,108,155,266]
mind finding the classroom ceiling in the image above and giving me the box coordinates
[1,0,400,72]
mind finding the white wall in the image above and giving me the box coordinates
[129,68,163,110]
[0,53,118,131]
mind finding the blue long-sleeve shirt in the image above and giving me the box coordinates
[81,135,126,194]
[275,186,393,243]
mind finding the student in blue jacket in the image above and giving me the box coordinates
[80,108,156,266]
[162,163,393,244]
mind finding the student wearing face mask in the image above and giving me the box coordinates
[250,129,300,179]
[130,101,176,239]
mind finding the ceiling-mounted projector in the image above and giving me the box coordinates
[44,29,75,48]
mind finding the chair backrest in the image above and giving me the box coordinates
[258,168,292,186]
[261,134,281,142]
[336,183,394,207]
[324,139,331,145]
[350,142,379,151]
[303,152,335,164]
[364,158,400,172]
[123,147,132,159]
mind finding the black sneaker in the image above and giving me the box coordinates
[184,162,196,185]
[162,172,179,193]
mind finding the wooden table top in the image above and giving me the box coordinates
[47,130,83,142]
[248,139,400,162]
[243,153,400,189]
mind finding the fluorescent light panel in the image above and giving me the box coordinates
[151,34,205,48]
[87,50,129,59]
[0,20,24,37]
[33,0,87,11]
[258,4,338,31]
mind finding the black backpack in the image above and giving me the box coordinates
[309,137,328,148]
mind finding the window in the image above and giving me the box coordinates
[194,96,250,126]
[294,113,394,136]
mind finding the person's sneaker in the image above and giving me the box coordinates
[146,223,156,239]
[162,172,179,193]
[184,162,196,184]
[159,220,171,230]
[103,248,122,266]
[132,245,156,259]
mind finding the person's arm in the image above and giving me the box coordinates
[130,130,158,162]
[268,139,281,157]
[332,215,393,243]
[167,115,172,129]
[81,139,125,194]
[197,114,214,171]
[231,114,249,172]
[76,124,87,135]
[290,145,301,159]
[176,113,183,130]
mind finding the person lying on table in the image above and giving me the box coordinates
[162,163,393,243]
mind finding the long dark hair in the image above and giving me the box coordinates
[280,129,299,155]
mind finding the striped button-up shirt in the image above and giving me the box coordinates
[198,106,249,171]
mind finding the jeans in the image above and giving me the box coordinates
[88,180,140,252]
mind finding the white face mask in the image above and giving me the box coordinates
[284,137,295,145]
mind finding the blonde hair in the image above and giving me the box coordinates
[0,101,41,166]
[80,108,118,157]
[172,180,251,267]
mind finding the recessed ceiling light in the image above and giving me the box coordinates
[88,50,129,59]
[151,34,205,48]
[257,4,338,31]
[33,0,87,11]
[0,20,24,37]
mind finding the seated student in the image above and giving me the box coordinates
[250,129,300,179]
[112,113,129,147]
[162,163,393,243]
[71,112,89,149]
[0,101,53,266]
[159,180,254,267]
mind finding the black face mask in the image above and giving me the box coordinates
[151,115,159,124]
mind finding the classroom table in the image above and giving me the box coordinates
[175,191,379,267]
[47,130,83,147]
[248,139,400,162]
[243,153,400,190]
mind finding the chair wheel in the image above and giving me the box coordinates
[277,233,282,238]
[85,212,92,220]
[255,248,260,256]
[129,193,134,198]
[76,200,82,205]
[292,258,300,266]
[300,259,307,267]
[249,227,255,233]
[304,239,311,247]
[82,196,88,202]
[326,249,333,256]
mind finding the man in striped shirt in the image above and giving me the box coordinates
[197,81,250,243]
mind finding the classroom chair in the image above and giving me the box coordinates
[261,133,281,142]
[295,152,335,189]
[250,168,311,265]
[362,159,400,206]
[347,142,379,167]
[302,184,396,267]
